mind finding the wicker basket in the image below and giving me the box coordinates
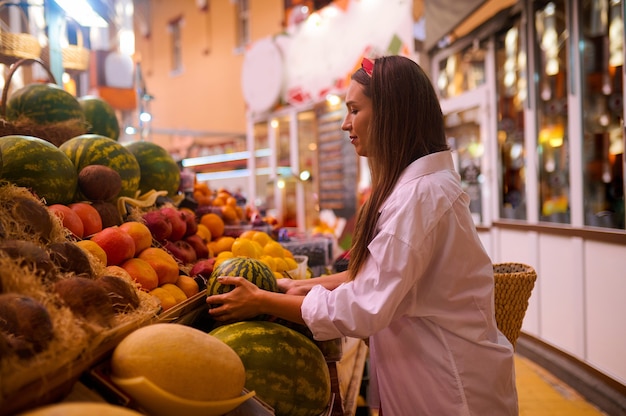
[0,2,41,65]
[61,19,89,71]
[493,262,537,349]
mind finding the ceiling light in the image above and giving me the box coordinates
[54,0,108,27]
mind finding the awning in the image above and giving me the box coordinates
[420,0,488,50]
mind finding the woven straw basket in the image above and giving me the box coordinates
[61,21,89,71]
[0,2,41,65]
[493,262,537,349]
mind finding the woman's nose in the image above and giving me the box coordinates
[341,116,350,131]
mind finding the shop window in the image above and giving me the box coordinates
[496,20,527,220]
[533,0,570,223]
[580,0,624,229]
[168,16,183,74]
[436,40,487,99]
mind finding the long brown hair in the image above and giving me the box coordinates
[347,55,449,279]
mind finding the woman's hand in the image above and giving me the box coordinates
[206,276,262,322]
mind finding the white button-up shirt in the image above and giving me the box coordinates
[302,151,518,415]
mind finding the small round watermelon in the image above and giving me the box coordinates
[6,83,85,125]
[124,141,180,197]
[0,135,77,204]
[210,321,331,416]
[78,96,120,141]
[59,134,141,199]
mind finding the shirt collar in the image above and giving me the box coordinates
[396,150,456,187]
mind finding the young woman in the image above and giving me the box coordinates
[207,55,518,415]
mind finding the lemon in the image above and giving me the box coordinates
[260,255,276,271]
[231,238,257,258]
[263,241,285,258]
[274,257,289,272]
[284,257,298,271]
[252,231,272,247]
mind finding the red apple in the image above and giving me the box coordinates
[142,210,172,242]
[190,257,216,278]
[184,234,209,259]
[163,240,197,264]
[160,207,186,241]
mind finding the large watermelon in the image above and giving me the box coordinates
[6,83,85,125]
[0,135,77,204]
[209,321,331,416]
[124,141,180,197]
[59,134,140,198]
[78,96,120,141]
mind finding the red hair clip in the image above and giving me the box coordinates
[361,57,374,77]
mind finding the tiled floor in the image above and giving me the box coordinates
[362,354,607,416]
[515,354,607,415]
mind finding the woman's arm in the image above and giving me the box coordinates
[207,276,307,324]
[277,271,349,295]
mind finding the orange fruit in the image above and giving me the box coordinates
[212,197,226,207]
[200,213,224,239]
[120,257,159,291]
[137,247,179,285]
[231,238,257,258]
[226,196,238,207]
[212,236,235,254]
[150,287,177,311]
[220,205,238,223]
[69,202,103,236]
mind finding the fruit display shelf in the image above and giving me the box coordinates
[0,301,159,416]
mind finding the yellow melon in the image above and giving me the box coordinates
[110,323,246,402]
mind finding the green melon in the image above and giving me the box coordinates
[6,83,85,125]
[124,141,180,197]
[0,135,77,204]
[209,321,331,416]
[59,134,140,199]
[78,96,120,141]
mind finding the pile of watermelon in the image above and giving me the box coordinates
[0,82,181,206]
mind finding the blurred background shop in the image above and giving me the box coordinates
[1,0,624,413]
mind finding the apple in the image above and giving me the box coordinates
[184,234,209,259]
[190,257,216,278]
[163,240,197,264]
[160,207,187,241]
[142,210,172,242]
[180,208,198,237]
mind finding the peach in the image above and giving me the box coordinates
[120,257,159,291]
[69,202,103,236]
[91,226,136,266]
[75,239,107,267]
[137,247,179,286]
[175,275,200,298]
[120,221,153,256]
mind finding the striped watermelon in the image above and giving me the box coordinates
[124,141,180,197]
[207,256,278,295]
[78,96,120,141]
[0,135,77,204]
[59,134,140,199]
[207,256,278,321]
[6,83,85,125]
[209,321,331,416]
